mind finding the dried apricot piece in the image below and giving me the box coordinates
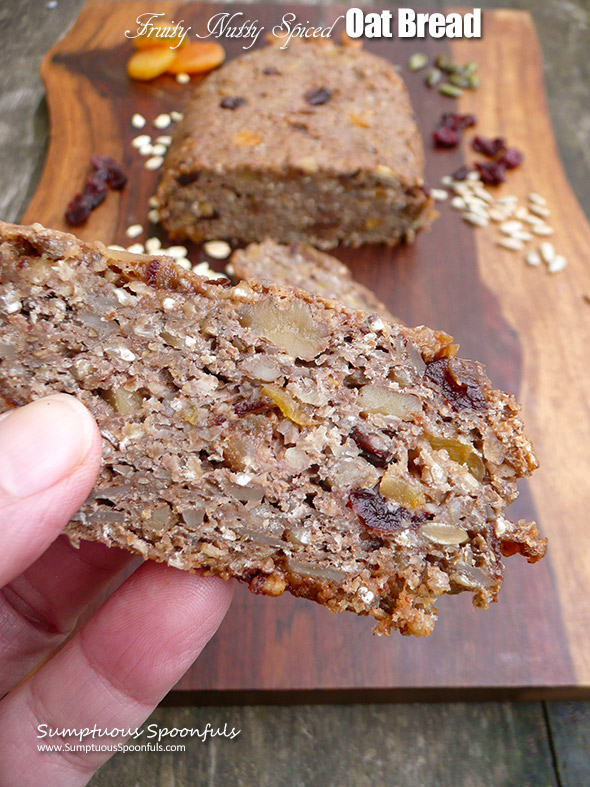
[132,21,188,50]
[127,48,177,81]
[167,42,225,74]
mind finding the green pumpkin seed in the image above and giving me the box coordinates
[434,53,453,71]
[468,74,480,89]
[449,73,470,88]
[439,83,463,98]
[408,52,428,71]
[425,67,442,87]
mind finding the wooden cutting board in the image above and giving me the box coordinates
[23,1,590,700]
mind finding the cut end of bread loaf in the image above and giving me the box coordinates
[157,42,434,249]
[230,239,400,322]
[0,221,545,635]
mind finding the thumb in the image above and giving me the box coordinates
[0,394,102,587]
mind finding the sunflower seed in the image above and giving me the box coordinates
[203,240,232,259]
[175,73,190,84]
[166,245,188,259]
[145,237,161,254]
[525,250,541,266]
[431,188,448,202]
[463,212,488,227]
[125,224,143,238]
[498,237,524,251]
[139,144,153,156]
[533,224,554,236]
[512,231,533,242]
[488,208,508,222]
[548,255,567,274]
[154,113,171,129]
[540,242,555,263]
[170,111,184,122]
[126,243,144,254]
[145,155,164,170]
[451,196,466,210]
[528,192,547,206]
[473,188,493,203]
[465,196,489,210]
[151,143,167,156]
[500,221,523,235]
[529,204,551,218]
[147,209,160,224]
[131,113,146,129]
[132,134,151,148]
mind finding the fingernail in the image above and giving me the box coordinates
[0,394,95,498]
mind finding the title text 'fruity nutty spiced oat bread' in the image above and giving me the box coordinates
[230,240,399,322]
[0,221,545,636]
[157,41,433,250]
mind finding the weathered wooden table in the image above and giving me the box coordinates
[2,0,589,784]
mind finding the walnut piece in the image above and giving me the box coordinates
[240,298,330,360]
[359,384,420,419]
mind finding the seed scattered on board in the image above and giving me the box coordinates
[204,240,232,259]
[438,170,566,275]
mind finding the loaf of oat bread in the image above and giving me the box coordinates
[0,221,545,635]
[157,42,433,250]
[231,240,398,322]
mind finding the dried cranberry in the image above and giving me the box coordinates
[91,155,127,190]
[425,358,487,410]
[472,135,506,158]
[304,87,332,106]
[220,96,247,110]
[475,160,507,185]
[440,112,477,131]
[433,113,477,148]
[176,170,200,186]
[83,174,108,208]
[433,126,459,148]
[348,489,407,533]
[498,147,524,169]
[452,165,471,181]
[351,428,389,467]
[234,398,268,416]
[65,193,92,226]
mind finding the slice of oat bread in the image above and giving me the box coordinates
[0,221,545,635]
[230,240,399,322]
[156,41,433,250]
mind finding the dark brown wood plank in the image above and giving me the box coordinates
[545,702,590,787]
[88,702,558,787]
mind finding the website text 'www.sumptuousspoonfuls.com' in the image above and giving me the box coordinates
[36,722,241,754]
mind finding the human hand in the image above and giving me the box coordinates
[0,395,233,784]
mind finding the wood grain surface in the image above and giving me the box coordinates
[20,1,590,698]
